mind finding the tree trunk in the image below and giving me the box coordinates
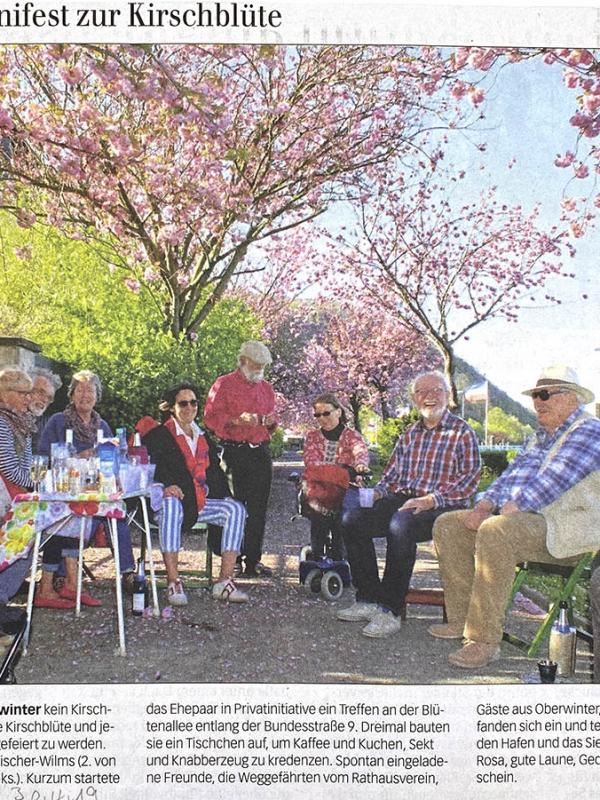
[441,346,459,410]
[349,393,362,433]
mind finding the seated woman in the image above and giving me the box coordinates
[303,393,370,560]
[37,369,135,605]
[143,382,248,607]
[0,366,76,610]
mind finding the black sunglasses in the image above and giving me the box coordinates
[531,389,568,401]
[177,399,198,408]
[314,410,336,418]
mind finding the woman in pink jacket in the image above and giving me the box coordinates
[303,393,369,560]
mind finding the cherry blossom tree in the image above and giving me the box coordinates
[325,165,574,406]
[0,44,470,340]
[449,47,600,236]
[245,291,435,429]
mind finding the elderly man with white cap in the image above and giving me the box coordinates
[432,365,600,669]
[204,341,278,577]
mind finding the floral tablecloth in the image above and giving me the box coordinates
[0,493,127,573]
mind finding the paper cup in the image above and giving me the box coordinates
[359,488,375,508]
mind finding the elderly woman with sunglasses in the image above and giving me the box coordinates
[37,369,135,606]
[143,382,249,607]
[302,393,370,560]
[0,366,79,609]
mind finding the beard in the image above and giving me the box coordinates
[29,402,46,417]
[420,405,444,425]
[240,364,264,383]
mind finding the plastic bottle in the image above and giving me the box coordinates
[548,600,576,677]
[116,427,128,465]
[132,557,148,616]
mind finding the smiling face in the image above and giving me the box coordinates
[72,380,97,417]
[313,401,342,432]
[29,376,55,417]
[171,388,199,429]
[1,381,32,414]
[412,374,449,428]
[533,388,579,433]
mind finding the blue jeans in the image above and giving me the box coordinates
[341,493,451,616]
[57,518,135,574]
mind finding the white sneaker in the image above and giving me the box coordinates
[167,580,188,607]
[212,579,249,604]
[361,608,402,638]
[336,601,378,622]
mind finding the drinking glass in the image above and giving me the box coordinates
[29,455,48,494]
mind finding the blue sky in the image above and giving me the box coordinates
[447,56,600,409]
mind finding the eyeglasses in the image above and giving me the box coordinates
[9,388,31,395]
[176,399,198,408]
[531,389,569,401]
[415,387,446,397]
[32,389,54,401]
[314,410,335,418]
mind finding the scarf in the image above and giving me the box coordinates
[322,422,345,442]
[63,403,103,449]
[164,416,209,511]
[0,402,37,457]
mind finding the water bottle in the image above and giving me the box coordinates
[548,600,576,677]
[132,557,148,616]
[116,427,128,465]
[65,428,76,458]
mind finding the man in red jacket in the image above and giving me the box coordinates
[204,341,278,577]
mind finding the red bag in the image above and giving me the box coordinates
[302,464,350,517]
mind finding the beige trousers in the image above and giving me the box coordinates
[433,510,579,645]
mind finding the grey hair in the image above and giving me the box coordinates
[0,365,33,397]
[29,366,62,391]
[409,370,450,399]
[68,370,103,402]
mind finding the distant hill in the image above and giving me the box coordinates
[454,356,537,427]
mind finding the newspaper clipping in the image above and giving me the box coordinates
[0,1,599,797]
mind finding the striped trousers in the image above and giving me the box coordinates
[157,496,246,554]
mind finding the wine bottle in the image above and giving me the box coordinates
[132,557,148,616]
[548,600,576,677]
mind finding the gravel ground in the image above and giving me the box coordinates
[6,453,594,685]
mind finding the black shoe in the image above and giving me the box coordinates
[233,561,244,578]
[244,562,273,578]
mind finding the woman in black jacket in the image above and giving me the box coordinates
[143,382,248,607]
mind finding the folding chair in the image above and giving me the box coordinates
[503,551,594,657]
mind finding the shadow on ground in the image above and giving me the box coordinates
[7,452,593,685]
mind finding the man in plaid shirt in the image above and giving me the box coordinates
[433,365,600,669]
[337,370,480,639]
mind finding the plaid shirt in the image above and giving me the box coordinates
[376,409,480,509]
[481,408,600,512]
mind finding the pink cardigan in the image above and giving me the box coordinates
[303,427,369,470]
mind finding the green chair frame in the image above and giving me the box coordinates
[128,505,214,588]
[503,552,594,657]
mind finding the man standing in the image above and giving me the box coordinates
[204,341,278,577]
[433,365,600,669]
[338,370,480,638]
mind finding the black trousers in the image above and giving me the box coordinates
[341,493,450,616]
[310,512,346,561]
[223,442,272,567]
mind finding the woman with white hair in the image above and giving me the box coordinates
[0,366,74,609]
[37,369,135,606]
